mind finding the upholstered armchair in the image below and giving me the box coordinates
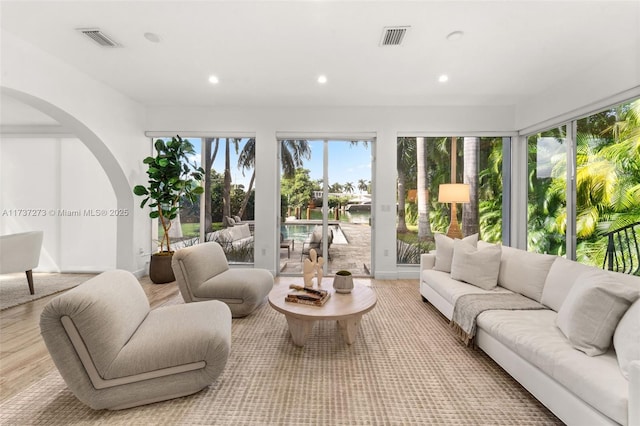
[0,230,43,294]
[172,241,274,317]
[40,269,231,410]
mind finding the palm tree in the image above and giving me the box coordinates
[236,138,255,219]
[416,137,433,240]
[203,137,220,232]
[343,182,354,194]
[222,138,238,225]
[235,139,312,219]
[357,179,368,194]
[281,140,312,178]
[330,182,343,193]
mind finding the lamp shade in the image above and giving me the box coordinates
[438,183,470,203]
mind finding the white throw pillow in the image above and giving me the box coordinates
[613,299,640,379]
[450,239,502,290]
[433,233,478,273]
[498,245,556,302]
[556,270,640,356]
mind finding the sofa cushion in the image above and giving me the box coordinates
[236,223,251,239]
[556,270,639,356]
[477,309,629,425]
[450,239,501,290]
[540,257,600,311]
[228,225,244,241]
[216,229,232,243]
[105,301,231,379]
[497,245,556,302]
[41,270,151,379]
[613,298,640,379]
[433,233,478,273]
[422,268,511,306]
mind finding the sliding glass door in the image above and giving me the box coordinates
[279,139,372,276]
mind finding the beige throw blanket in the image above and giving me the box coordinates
[451,293,548,346]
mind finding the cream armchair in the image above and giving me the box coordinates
[40,269,232,410]
[172,241,274,317]
[0,230,43,294]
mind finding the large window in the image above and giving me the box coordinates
[527,126,567,256]
[279,139,372,276]
[152,136,256,264]
[396,136,506,264]
[526,98,640,268]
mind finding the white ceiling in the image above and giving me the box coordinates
[1,0,639,115]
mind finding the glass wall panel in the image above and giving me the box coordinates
[575,99,640,269]
[526,127,567,256]
[151,137,256,264]
[396,136,504,265]
[202,137,255,264]
[280,139,372,276]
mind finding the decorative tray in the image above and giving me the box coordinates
[285,284,330,306]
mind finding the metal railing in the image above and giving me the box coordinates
[602,222,640,275]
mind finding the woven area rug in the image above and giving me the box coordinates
[0,272,96,310]
[0,281,561,425]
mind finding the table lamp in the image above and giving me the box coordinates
[438,183,470,239]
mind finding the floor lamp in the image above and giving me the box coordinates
[438,183,470,239]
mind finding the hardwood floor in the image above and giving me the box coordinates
[0,275,391,403]
[0,276,179,402]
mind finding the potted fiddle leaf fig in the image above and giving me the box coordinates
[133,135,204,283]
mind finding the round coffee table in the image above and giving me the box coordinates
[268,281,377,346]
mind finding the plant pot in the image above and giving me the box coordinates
[333,270,353,294]
[149,252,175,284]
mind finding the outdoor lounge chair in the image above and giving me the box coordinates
[301,227,333,261]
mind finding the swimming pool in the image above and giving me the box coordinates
[281,223,347,244]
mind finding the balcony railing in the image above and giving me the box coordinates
[602,222,640,275]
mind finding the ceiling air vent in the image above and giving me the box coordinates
[380,26,410,46]
[76,28,121,47]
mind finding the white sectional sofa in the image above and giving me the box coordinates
[420,236,640,426]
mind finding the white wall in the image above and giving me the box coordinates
[6,21,637,277]
[515,44,640,132]
[0,138,116,271]
[1,29,149,275]
[147,105,516,278]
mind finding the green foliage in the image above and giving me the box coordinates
[281,168,315,208]
[526,98,640,266]
[404,202,418,226]
[205,170,255,224]
[133,135,204,252]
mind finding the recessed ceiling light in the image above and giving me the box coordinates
[438,74,449,83]
[317,75,328,84]
[144,32,160,43]
[446,31,464,41]
[208,75,219,84]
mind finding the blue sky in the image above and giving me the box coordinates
[182,138,371,191]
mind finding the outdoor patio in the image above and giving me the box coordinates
[278,222,371,276]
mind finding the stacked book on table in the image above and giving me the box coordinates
[285,284,330,306]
